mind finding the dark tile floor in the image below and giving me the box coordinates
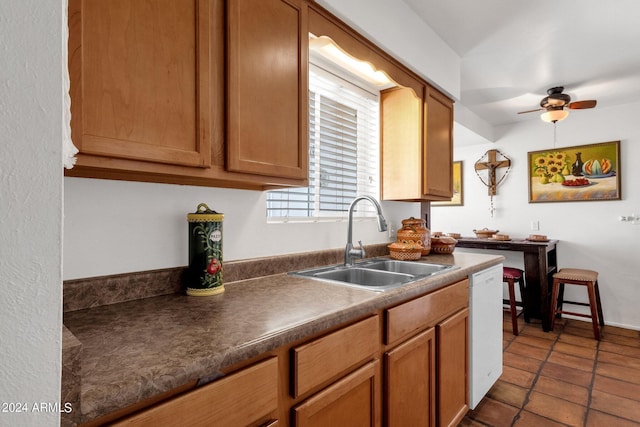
[461,313,640,427]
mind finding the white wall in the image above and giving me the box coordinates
[63,178,417,279]
[0,1,64,426]
[432,101,640,330]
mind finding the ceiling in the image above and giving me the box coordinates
[402,0,640,127]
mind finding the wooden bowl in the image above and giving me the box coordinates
[474,228,498,238]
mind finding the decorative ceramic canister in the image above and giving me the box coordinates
[397,216,431,256]
[187,203,224,296]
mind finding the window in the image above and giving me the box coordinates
[267,63,380,220]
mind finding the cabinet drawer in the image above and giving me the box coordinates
[385,279,469,345]
[111,357,278,427]
[292,315,379,398]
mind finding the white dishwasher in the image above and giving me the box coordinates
[469,263,503,409]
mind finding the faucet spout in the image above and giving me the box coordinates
[345,195,388,266]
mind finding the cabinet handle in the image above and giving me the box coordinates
[260,420,278,427]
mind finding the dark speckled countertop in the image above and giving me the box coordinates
[63,250,503,424]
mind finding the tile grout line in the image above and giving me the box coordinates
[582,337,600,427]
[507,326,561,427]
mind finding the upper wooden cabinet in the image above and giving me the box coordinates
[67,0,452,193]
[424,86,454,199]
[307,3,455,202]
[381,84,454,201]
[227,0,308,180]
[68,0,212,168]
[67,0,308,190]
[380,86,424,201]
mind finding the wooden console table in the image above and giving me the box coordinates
[455,237,559,331]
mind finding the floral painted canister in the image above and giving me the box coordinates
[187,203,224,296]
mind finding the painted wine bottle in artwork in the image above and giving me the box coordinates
[571,152,584,176]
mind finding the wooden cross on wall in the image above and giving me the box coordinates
[474,149,511,196]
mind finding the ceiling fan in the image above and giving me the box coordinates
[518,86,597,123]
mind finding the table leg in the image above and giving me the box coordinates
[523,251,552,331]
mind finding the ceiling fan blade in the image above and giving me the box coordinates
[568,100,597,110]
[517,108,544,114]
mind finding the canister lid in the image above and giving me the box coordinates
[187,203,224,222]
[401,216,426,226]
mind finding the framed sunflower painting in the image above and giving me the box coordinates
[527,140,621,203]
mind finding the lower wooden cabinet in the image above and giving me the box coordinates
[291,315,380,426]
[293,359,380,427]
[437,308,469,427]
[292,315,379,398]
[383,279,470,427]
[110,357,278,427]
[384,328,436,427]
[103,280,471,427]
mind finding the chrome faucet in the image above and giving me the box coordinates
[345,195,388,266]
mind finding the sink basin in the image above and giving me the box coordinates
[358,259,452,276]
[315,268,414,287]
[289,258,458,292]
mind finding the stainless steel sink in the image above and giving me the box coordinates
[289,258,458,292]
[315,267,414,287]
[358,259,453,276]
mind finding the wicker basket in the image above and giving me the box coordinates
[388,242,422,261]
[430,236,457,254]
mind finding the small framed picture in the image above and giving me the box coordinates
[433,161,463,206]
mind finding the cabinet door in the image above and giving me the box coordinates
[385,328,436,427]
[423,87,454,199]
[293,360,380,427]
[436,308,469,427]
[381,84,454,201]
[227,0,309,180]
[69,0,212,168]
[380,86,424,201]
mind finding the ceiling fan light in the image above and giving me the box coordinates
[541,109,569,123]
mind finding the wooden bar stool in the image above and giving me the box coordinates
[550,268,604,340]
[503,267,526,335]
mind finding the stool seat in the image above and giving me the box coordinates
[503,267,523,280]
[554,268,598,282]
[550,268,604,340]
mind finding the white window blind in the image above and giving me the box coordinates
[267,64,380,220]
